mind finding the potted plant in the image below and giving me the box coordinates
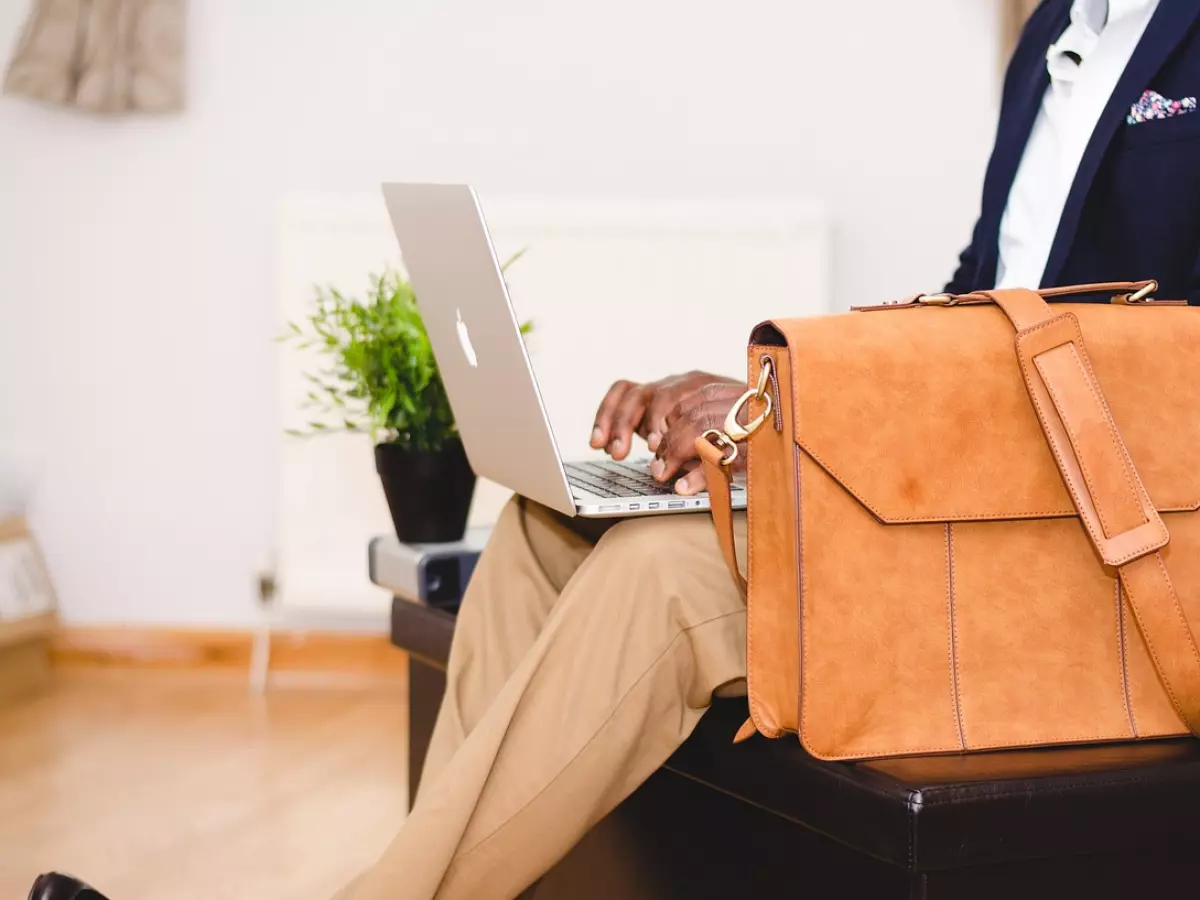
[284,262,528,544]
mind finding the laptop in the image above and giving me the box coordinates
[381,182,748,518]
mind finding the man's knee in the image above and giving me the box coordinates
[584,513,741,625]
[457,496,591,624]
[602,509,747,577]
[597,513,720,564]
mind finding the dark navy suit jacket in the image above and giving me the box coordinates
[946,0,1200,303]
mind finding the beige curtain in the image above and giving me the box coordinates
[1003,0,1045,58]
[3,0,185,115]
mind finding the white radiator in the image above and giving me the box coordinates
[276,194,830,617]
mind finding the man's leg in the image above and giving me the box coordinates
[421,497,599,789]
[341,510,747,900]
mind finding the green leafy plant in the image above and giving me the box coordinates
[283,254,529,451]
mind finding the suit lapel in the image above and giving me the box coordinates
[1040,0,1200,286]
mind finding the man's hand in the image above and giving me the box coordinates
[651,383,747,495]
[590,371,739,461]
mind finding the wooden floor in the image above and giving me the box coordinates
[0,669,411,900]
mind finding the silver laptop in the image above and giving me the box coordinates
[381,182,748,519]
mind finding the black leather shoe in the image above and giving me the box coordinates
[28,873,110,900]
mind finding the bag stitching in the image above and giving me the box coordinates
[1153,551,1200,675]
[799,439,1195,521]
[1069,340,1145,516]
[798,505,975,760]
[945,524,966,751]
[1117,579,1138,738]
[763,350,801,739]
[811,728,1145,761]
[798,445,811,746]
[744,348,775,738]
[1018,317,1164,565]
[1119,558,1197,732]
[1016,320,1108,555]
[1017,326,1146,563]
[796,439,1078,520]
[794,441,806,742]
[1073,336,1171,561]
[796,457,963,759]
[1036,351,1160,566]
[1033,348,1120,540]
[787,341,1087,521]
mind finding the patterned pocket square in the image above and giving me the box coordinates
[1127,89,1197,124]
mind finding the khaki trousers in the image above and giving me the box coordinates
[336,497,747,900]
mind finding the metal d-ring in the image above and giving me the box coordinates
[1127,281,1158,303]
[701,429,739,467]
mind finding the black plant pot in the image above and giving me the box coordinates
[375,440,477,544]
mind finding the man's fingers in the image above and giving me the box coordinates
[653,405,722,481]
[660,382,745,461]
[664,384,712,431]
[664,400,684,430]
[674,460,706,495]
[656,395,697,451]
[591,380,637,449]
[645,392,687,452]
[596,374,739,456]
[608,386,650,460]
[643,375,693,446]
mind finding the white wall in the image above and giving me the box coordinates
[0,0,1003,627]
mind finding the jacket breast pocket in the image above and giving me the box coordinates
[1120,106,1200,150]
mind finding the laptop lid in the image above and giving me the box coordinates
[382,183,577,517]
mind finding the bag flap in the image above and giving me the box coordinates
[763,303,1200,523]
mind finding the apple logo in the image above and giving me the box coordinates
[456,309,479,368]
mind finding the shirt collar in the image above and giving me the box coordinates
[1050,0,1156,90]
[1050,1,1105,89]
[1073,0,1157,33]
[1072,0,1108,35]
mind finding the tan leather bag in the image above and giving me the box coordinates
[698,282,1200,761]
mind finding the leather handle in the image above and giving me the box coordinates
[962,280,1158,304]
[1038,280,1155,300]
[854,280,1166,312]
[985,288,1200,735]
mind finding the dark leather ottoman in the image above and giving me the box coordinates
[392,598,1200,899]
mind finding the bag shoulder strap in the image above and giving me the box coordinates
[985,288,1200,734]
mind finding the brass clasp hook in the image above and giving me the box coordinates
[700,358,774,466]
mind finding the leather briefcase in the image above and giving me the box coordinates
[698,281,1200,761]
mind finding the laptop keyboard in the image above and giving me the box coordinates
[565,459,746,500]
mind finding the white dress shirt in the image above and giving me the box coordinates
[995,0,1159,289]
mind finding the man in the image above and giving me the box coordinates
[32,1,1200,899]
